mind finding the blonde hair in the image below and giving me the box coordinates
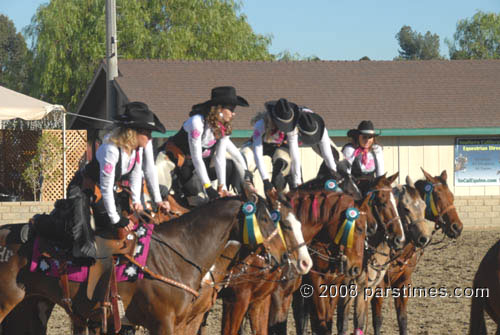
[206,105,233,138]
[107,127,138,154]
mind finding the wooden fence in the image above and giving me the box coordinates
[0,130,87,201]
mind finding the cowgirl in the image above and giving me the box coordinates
[156,86,250,205]
[92,102,170,230]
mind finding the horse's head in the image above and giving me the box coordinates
[368,172,405,250]
[240,182,292,267]
[336,196,371,279]
[416,169,462,238]
[393,176,433,248]
[264,189,312,275]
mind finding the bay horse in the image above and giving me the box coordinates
[289,172,406,335]
[169,188,313,335]
[336,174,434,335]
[0,186,289,335]
[469,238,500,335]
[217,176,376,335]
[369,169,463,335]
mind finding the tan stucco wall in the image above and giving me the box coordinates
[233,135,500,229]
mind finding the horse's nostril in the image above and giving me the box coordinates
[451,223,461,234]
[418,236,429,247]
[394,236,404,248]
[349,266,360,277]
[300,259,310,271]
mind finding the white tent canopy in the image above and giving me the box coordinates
[0,85,64,121]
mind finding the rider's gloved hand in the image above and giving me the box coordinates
[117,216,135,232]
[117,216,130,228]
[263,179,274,192]
[205,185,220,200]
[329,169,342,181]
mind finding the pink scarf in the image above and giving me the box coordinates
[218,122,226,137]
[354,147,369,165]
[354,147,375,170]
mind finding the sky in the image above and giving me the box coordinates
[1,0,500,60]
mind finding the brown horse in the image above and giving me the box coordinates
[170,189,313,335]
[469,238,500,335]
[369,169,463,335]
[218,179,377,335]
[337,178,431,334]
[95,187,309,335]
[0,187,288,335]
[289,173,405,335]
[298,193,376,335]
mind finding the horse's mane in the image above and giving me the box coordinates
[288,188,345,228]
[155,196,242,231]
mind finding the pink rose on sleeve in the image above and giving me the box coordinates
[103,163,114,174]
[253,129,261,139]
[191,129,201,139]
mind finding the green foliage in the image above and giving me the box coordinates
[22,132,63,201]
[447,11,500,59]
[395,25,442,60]
[3,110,63,131]
[0,14,32,93]
[26,0,274,112]
[359,56,371,61]
[276,49,320,61]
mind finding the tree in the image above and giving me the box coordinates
[359,56,371,61]
[26,0,274,112]
[0,14,32,93]
[447,11,500,59]
[22,132,63,201]
[395,25,442,60]
[276,50,320,61]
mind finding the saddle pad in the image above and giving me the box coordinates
[30,222,154,283]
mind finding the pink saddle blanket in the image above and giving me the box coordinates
[30,222,154,282]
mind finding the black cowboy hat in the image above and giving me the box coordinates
[347,120,380,139]
[114,101,166,133]
[297,111,325,145]
[265,98,300,133]
[191,86,249,111]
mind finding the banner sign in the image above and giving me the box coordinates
[454,138,500,186]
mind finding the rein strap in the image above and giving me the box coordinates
[123,254,199,297]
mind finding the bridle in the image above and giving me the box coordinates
[366,187,402,239]
[422,181,456,232]
[397,185,428,235]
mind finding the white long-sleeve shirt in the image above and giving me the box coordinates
[309,128,338,173]
[184,114,248,188]
[342,144,384,177]
[96,137,162,224]
[251,118,300,186]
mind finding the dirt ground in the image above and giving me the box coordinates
[46,229,499,334]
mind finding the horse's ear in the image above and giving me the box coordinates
[421,167,434,182]
[277,191,292,209]
[387,172,399,185]
[406,175,415,188]
[242,181,257,202]
[440,170,448,182]
[265,188,279,209]
[361,193,371,207]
